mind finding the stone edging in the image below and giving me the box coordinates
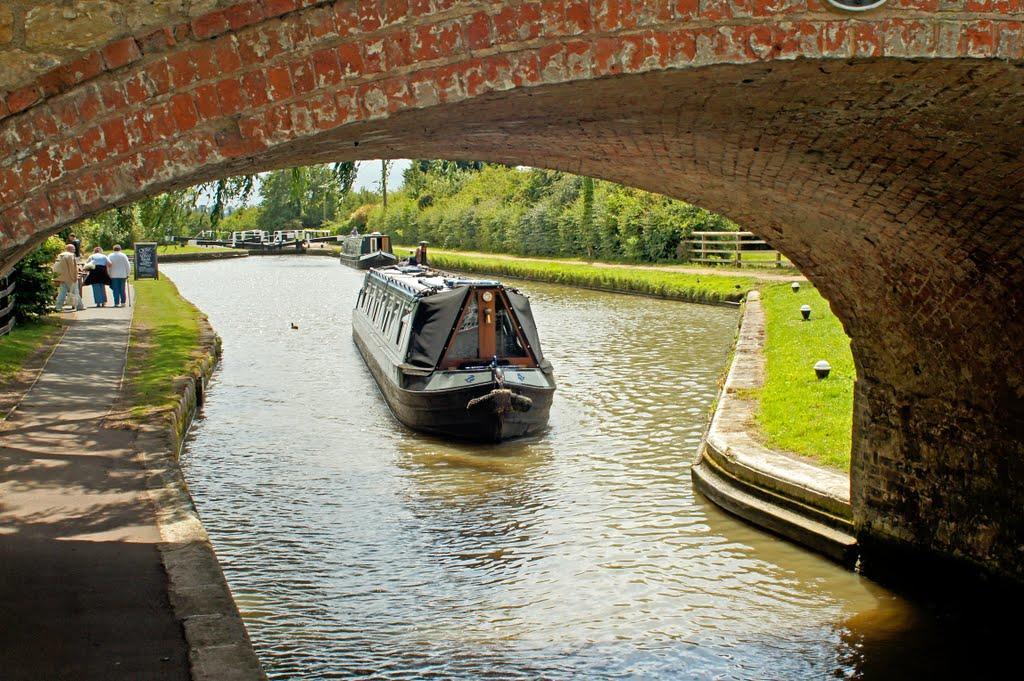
[130,315,266,681]
[691,290,858,565]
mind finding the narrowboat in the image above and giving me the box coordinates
[340,232,398,269]
[352,265,555,442]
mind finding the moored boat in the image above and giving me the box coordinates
[352,265,555,442]
[340,232,398,269]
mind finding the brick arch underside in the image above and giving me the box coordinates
[1,7,1023,579]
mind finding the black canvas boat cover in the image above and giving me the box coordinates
[507,291,551,371]
[407,287,469,368]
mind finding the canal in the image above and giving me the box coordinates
[165,257,1006,679]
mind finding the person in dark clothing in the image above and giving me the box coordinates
[68,233,82,258]
[83,247,112,307]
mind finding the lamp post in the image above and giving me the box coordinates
[814,360,832,380]
[800,304,811,321]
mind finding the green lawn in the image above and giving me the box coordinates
[754,283,854,469]
[0,317,63,381]
[125,278,204,416]
[401,249,754,305]
[121,245,233,256]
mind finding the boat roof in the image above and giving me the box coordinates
[366,265,506,299]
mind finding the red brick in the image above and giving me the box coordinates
[55,52,105,88]
[72,86,103,121]
[960,21,997,57]
[263,0,300,18]
[333,2,360,37]
[357,0,382,32]
[124,109,153,147]
[312,47,343,87]
[288,59,316,95]
[240,71,271,108]
[139,28,177,55]
[100,118,130,156]
[493,3,543,43]
[674,0,699,18]
[147,103,177,139]
[214,37,244,73]
[224,1,267,31]
[216,78,247,115]
[37,70,66,98]
[411,21,463,62]
[265,65,294,100]
[144,60,173,95]
[121,73,151,105]
[190,45,220,81]
[336,43,365,78]
[852,23,883,57]
[193,10,232,40]
[167,52,199,88]
[101,39,143,70]
[384,30,413,69]
[465,12,492,51]
[169,93,199,131]
[192,83,221,120]
[98,81,129,111]
[305,6,336,40]
[78,126,105,163]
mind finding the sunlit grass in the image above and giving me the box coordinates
[0,317,63,380]
[754,283,854,469]
[400,249,755,304]
[121,245,233,256]
[125,278,203,416]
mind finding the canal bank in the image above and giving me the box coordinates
[691,291,857,565]
[0,281,263,680]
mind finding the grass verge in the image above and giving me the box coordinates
[124,278,205,418]
[401,249,755,305]
[122,245,234,256]
[0,317,63,380]
[754,283,854,469]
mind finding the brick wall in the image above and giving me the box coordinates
[0,0,1022,580]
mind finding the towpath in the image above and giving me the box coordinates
[420,248,808,282]
[0,287,189,680]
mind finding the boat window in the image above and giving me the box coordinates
[496,298,529,358]
[447,297,479,360]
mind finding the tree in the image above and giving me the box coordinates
[380,159,393,213]
[10,236,64,321]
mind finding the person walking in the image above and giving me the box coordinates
[107,245,131,308]
[52,244,84,312]
[68,233,82,258]
[83,247,112,307]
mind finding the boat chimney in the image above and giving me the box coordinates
[419,241,429,266]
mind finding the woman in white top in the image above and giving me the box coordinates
[107,245,132,308]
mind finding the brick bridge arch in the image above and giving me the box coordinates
[1,1,1022,581]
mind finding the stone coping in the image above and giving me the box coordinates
[130,315,266,681]
[158,251,249,263]
[693,290,856,562]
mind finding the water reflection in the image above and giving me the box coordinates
[167,257,996,679]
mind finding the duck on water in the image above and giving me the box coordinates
[352,261,555,442]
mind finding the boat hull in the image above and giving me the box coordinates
[340,251,398,269]
[354,328,553,442]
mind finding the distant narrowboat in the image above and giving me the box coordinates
[340,232,398,269]
[352,265,555,442]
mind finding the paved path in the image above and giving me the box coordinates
[0,287,189,680]
[424,248,808,282]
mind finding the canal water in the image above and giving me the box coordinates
[165,257,1008,680]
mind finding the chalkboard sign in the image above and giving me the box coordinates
[133,242,159,280]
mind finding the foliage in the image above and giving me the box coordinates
[10,236,64,322]
[755,283,854,469]
[367,164,740,261]
[407,249,753,305]
[258,164,359,231]
[218,206,264,233]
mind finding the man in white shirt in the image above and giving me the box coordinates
[107,245,132,308]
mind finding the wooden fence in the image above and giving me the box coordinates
[0,275,15,337]
[684,231,791,268]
